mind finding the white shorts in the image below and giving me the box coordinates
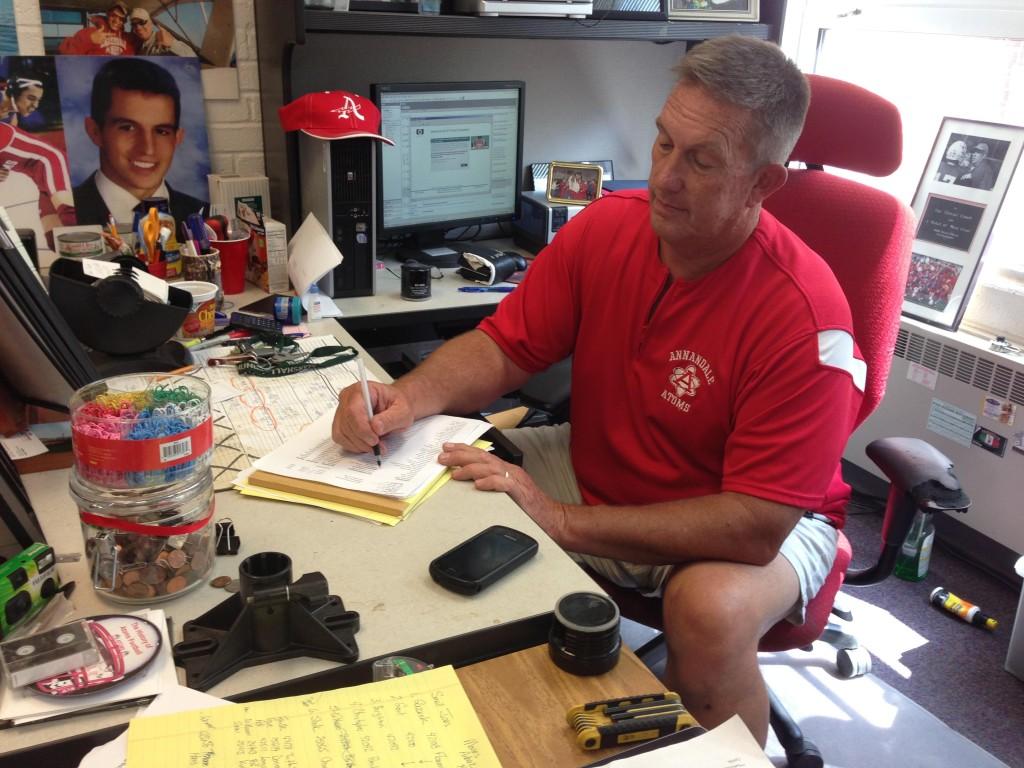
[504,423,838,625]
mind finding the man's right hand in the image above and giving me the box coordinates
[331,380,415,456]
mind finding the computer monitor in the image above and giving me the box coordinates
[372,80,525,267]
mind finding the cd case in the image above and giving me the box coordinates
[0,619,100,688]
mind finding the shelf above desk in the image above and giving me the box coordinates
[303,10,775,41]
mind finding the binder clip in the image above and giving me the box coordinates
[215,519,240,555]
[566,692,701,750]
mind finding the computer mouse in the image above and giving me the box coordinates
[503,252,528,271]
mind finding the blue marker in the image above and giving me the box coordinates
[458,286,516,293]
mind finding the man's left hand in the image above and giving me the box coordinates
[439,442,567,541]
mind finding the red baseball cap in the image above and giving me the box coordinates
[278,91,394,144]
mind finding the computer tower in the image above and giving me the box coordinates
[298,133,376,298]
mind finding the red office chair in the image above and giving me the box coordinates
[588,75,971,767]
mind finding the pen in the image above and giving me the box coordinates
[357,357,381,467]
[458,286,516,293]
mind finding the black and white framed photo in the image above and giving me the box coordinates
[903,117,1024,330]
[667,0,758,22]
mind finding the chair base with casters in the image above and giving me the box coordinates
[585,437,970,768]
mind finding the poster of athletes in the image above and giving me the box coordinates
[38,0,237,98]
[0,54,210,261]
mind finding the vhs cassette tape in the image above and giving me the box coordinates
[0,619,100,688]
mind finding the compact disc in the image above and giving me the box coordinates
[31,614,162,697]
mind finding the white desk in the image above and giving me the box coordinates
[4,318,599,756]
[329,239,529,332]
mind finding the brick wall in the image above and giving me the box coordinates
[11,0,266,178]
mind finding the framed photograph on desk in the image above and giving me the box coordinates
[667,0,758,22]
[901,116,1024,331]
[546,161,603,206]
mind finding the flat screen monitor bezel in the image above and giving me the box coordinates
[371,80,526,245]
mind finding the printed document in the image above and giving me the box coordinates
[251,409,492,499]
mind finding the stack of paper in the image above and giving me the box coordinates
[125,665,502,768]
[234,410,493,525]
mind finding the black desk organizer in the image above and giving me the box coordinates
[48,256,193,375]
[173,551,360,691]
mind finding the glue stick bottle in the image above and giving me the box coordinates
[930,587,998,630]
[307,284,323,322]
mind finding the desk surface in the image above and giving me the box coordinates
[459,644,669,767]
[5,318,599,755]
[330,239,529,329]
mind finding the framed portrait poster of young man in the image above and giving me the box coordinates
[902,117,1024,331]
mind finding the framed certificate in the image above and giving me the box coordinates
[902,117,1024,331]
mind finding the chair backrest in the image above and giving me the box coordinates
[763,74,914,427]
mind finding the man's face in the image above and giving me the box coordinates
[131,16,152,41]
[108,9,126,32]
[971,148,987,164]
[15,85,43,116]
[648,83,762,253]
[84,87,183,200]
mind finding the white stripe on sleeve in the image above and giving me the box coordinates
[818,329,866,392]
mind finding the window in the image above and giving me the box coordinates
[782,1,1024,343]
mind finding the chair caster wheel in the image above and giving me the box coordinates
[785,742,823,768]
[837,646,872,678]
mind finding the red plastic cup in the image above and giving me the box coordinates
[212,235,250,295]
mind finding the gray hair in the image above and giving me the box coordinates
[674,36,809,166]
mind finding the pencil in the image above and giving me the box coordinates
[357,357,382,467]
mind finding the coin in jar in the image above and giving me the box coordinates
[165,575,189,594]
[140,564,167,586]
[224,579,240,593]
[210,575,232,588]
[166,549,188,570]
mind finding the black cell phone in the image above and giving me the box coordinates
[429,525,539,595]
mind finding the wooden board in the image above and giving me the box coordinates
[247,470,409,517]
[458,644,673,767]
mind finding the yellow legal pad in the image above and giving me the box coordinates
[125,665,501,768]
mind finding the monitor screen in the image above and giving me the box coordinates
[372,81,525,264]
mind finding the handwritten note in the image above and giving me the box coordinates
[125,665,500,768]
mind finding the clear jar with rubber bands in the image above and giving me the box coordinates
[70,374,213,490]
[72,470,215,604]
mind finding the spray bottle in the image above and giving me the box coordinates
[930,587,998,630]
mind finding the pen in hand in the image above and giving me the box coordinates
[357,357,382,467]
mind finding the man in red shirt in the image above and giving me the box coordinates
[332,36,864,744]
[57,2,135,56]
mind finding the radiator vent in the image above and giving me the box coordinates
[973,358,995,391]
[954,352,976,384]
[892,328,1024,403]
[938,345,959,378]
[906,332,925,364]
[992,365,1013,399]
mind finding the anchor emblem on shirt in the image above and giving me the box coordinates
[669,365,701,399]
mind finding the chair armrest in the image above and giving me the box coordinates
[517,357,573,421]
[846,437,970,587]
[865,437,970,513]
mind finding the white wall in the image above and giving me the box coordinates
[11,0,266,178]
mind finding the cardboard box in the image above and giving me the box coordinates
[207,174,271,222]
[247,217,289,293]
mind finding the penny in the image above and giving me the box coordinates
[175,563,192,577]
[166,549,187,569]
[124,581,155,599]
[165,575,188,594]
[211,575,231,588]
[121,569,141,586]
[140,564,167,586]
[224,579,240,593]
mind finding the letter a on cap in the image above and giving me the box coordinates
[278,91,395,144]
